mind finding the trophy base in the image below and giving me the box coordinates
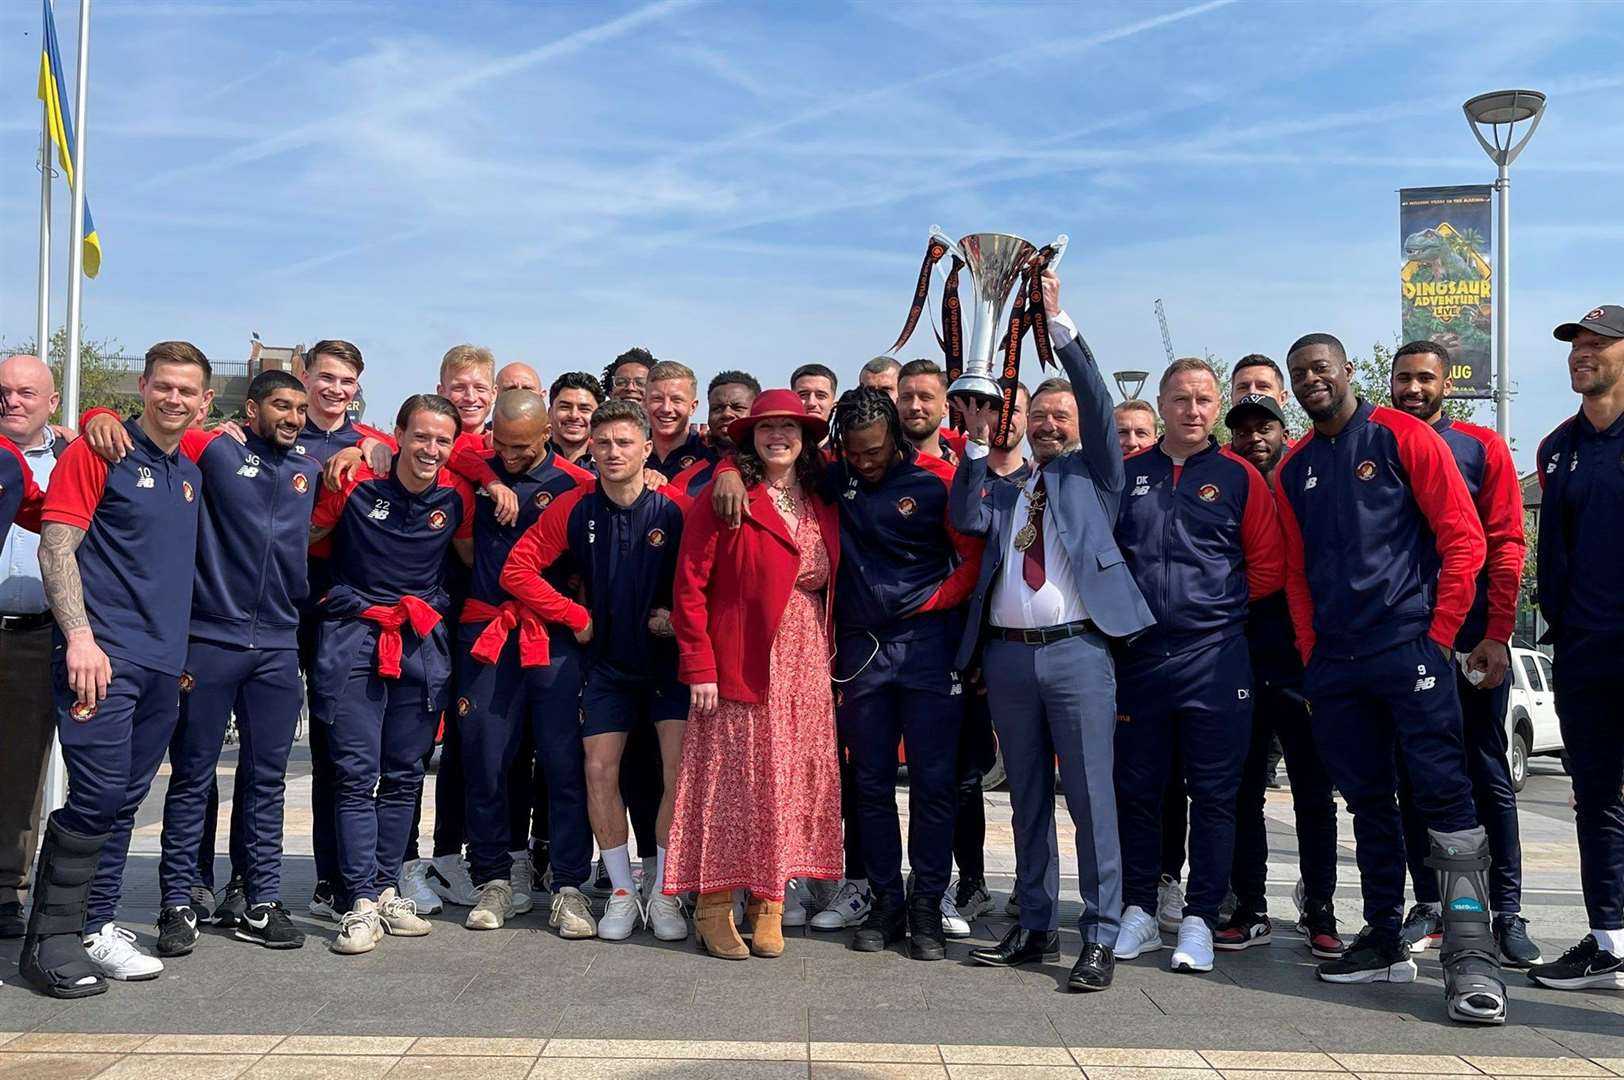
[947,373,1005,402]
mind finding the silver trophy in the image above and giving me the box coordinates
[929,226,1068,401]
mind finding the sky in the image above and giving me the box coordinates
[3,0,1622,467]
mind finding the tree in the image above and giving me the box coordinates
[1,327,138,420]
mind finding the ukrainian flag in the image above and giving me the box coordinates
[38,0,100,278]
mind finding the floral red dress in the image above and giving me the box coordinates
[663,503,842,900]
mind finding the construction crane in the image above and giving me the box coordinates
[1154,298,1176,365]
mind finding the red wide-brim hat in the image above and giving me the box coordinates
[727,387,829,446]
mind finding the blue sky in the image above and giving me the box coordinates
[3,0,1621,466]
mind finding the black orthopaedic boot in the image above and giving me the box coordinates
[907,891,946,961]
[20,815,111,999]
[1429,827,1507,1025]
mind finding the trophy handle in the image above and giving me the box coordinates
[928,225,966,264]
[1045,234,1069,275]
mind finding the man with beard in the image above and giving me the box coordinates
[1528,305,1624,992]
[951,271,1153,992]
[1221,393,1343,960]
[85,372,321,955]
[670,372,759,497]
[897,359,967,463]
[1275,333,1499,1024]
[22,343,209,996]
[1387,341,1536,968]
[548,373,602,469]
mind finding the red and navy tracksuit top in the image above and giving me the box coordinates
[1430,416,1525,650]
[1114,438,1284,657]
[295,415,391,611]
[0,434,44,536]
[460,449,593,669]
[41,419,202,676]
[1536,408,1624,639]
[500,482,689,687]
[307,462,474,714]
[1274,399,1485,663]
[179,428,321,651]
[648,433,716,482]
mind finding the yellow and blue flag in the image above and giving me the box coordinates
[38,0,100,278]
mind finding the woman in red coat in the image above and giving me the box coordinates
[665,390,841,960]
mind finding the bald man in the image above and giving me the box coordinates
[497,364,543,395]
[0,354,65,937]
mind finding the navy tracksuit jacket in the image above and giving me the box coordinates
[1536,408,1624,929]
[1275,398,1486,932]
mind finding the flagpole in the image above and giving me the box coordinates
[36,104,53,361]
[61,0,91,424]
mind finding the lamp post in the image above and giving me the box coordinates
[1113,370,1149,402]
[1463,88,1546,440]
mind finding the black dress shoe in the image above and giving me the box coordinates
[969,924,1061,968]
[907,892,945,961]
[851,895,905,952]
[0,900,24,939]
[1068,941,1115,992]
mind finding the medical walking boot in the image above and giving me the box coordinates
[1429,827,1507,1025]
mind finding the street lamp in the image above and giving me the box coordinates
[1113,370,1149,401]
[1463,88,1546,439]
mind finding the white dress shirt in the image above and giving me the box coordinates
[0,426,58,615]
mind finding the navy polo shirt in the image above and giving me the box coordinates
[42,418,202,676]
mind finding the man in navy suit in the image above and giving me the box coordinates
[951,271,1155,991]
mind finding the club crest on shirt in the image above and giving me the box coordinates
[679,455,696,468]
[292,472,309,494]
[69,699,97,721]
[534,490,553,510]
[1198,483,1219,502]
[428,509,449,530]
[136,466,155,490]
[647,527,667,548]
[457,697,470,717]
[1355,460,1377,481]
[179,672,195,693]
[182,481,195,503]
[896,496,917,517]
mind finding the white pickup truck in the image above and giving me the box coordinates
[1505,645,1564,791]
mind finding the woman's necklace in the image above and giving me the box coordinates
[768,479,801,515]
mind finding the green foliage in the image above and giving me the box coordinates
[1,327,138,419]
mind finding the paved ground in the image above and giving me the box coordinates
[3,744,1622,1079]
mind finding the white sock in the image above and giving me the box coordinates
[603,845,635,894]
[655,846,667,894]
[1591,927,1624,954]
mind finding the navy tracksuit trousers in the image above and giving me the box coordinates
[1305,633,1477,933]
[1552,629,1624,929]
[1116,634,1252,926]
[455,624,592,890]
[833,624,962,905]
[1399,667,1521,913]
[298,615,340,895]
[1230,680,1339,917]
[161,641,302,908]
[52,657,180,929]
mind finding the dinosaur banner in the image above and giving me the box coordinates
[1399,186,1494,398]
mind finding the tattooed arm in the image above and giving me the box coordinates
[39,522,112,709]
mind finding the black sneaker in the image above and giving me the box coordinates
[1398,902,1442,953]
[213,877,248,929]
[156,905,200,957]
[308,880,339,921]
[235,902,305,950]
[851,895,906,953]
[0,900,23,939]
[953,877,992,920]
[1316,928,1417,984]
[1527,935,1624,991]
[1213,911,1272,951]
[1494,913,1541,969]
[907,892,946,961]
[1296,900,1346,959]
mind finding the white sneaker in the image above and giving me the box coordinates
[84,923,164,981]
[1171,915,1215,973]
[811,879,871,931]
[377,887,432,937]
[400,859,444,915]
[940,893,971,939]
[331,899,382,955]
[1114,905,1165,959]
[1156,874,1185,933]
[646,892,688,941]
[427,854,479,907]
[1292,877,1307,921]
[550,886,597,939]
[467,880,514,931]
[508,851,535,915]
[783,879,810,928]
[599,888,644,940]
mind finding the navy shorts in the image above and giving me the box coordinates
[579,673,690,738]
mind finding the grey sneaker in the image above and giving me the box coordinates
[1156,875,1185,934]
[331,900,382,955]
[550,886,597,939]
[466,880,514,931]
[378,887,432,937]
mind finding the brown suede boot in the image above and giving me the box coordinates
[747,898,784,958]
[694,891,748,960]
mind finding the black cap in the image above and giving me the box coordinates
[1553,305,1624,341]
[1225,393,1286,428]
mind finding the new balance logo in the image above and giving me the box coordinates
[367,499,391,521]
[135,466,155,489]
[1131,474,1151,497]
[1303,466,1317,492]
[1413,676,1437,692]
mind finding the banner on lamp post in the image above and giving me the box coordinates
[1399,185,1495,398]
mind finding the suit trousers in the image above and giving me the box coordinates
[0,623,56,906]
[983,631,1121,943]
